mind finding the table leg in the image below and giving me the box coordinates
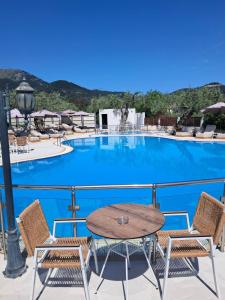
[125,241,131,268]
[95,247,111,293]
[152,239,157,263]
[142,242,151,269]
[92,238,99,274]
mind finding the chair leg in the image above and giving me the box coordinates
[79,247,90,300]
[125,257,129,300]
[99,247,111,278]
[142,239,151,268]
[92,238,99,274]
[43,268,53,286]
[30,250,38,300]
[209,239,220,299]
[148,238,153,263]
[162,238,172,300]
[152,239,157,263]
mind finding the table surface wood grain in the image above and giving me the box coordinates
[86,204,165,239]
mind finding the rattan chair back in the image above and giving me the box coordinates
[193,192,225,245]
[18,200,50,256]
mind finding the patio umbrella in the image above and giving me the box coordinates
[201,102,225,114]
[60,109,77,116]
[10,108,24,118]
[74,111,89,116]
[30,109,59,117]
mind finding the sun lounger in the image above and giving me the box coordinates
[176,131,193,137]
[49,133,64,138]
[195,124,216,138]
[64,130,74,135]
[29,136,40,143]
[74,127,87,133]
[215,133,225,139]
[30,130,49,140]
[60,123,73,131]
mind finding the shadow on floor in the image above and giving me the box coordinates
[35,247,216,299]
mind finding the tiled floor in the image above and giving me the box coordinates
[1,248,225,300]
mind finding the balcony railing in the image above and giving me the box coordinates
[0,177,225,258]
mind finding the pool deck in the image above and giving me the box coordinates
[0,133,92,166]
[0,248,225,300]
[1,131,225,167]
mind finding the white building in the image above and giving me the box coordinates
[99,108,145,131]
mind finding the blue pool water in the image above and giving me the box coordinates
[1,135,225,236]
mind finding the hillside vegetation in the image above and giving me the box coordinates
[1,69,225,123]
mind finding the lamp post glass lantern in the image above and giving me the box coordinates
[7,78,36,135]
[0,79,35,278]
[16,79,35,117]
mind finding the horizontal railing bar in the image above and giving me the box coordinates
[75,184,154,190]
[155,178,225,188]
[0,177,224,191]
[0,184,74,191]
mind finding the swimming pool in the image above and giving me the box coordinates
[1,135,225,236]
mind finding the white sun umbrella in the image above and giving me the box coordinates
[30,110,60,130]
[60,109,77,116]
[74,111,89,116]
[10,108,25,127]
[201,102,225,114]
[10,108,24,118]
[30,109,59,117]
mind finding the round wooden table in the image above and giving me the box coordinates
[87,203,165,239]
[87,204,164,299]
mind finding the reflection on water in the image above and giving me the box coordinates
[2,136,225,186]
[1,136,225,235]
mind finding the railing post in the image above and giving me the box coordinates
[68,187,80,237]
[0,190,7,259]
[152,185,156,208]
[152,185,160,209]
[71,188,77,237]
[152,185,158,263]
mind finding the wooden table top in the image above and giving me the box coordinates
[86,204,165,239]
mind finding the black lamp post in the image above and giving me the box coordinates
[0,78,35,278]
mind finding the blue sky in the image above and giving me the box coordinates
[0,0,225,93]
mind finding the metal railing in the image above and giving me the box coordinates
[94,124,172,135]
[0,177,225,255]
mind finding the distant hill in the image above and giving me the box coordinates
[171,82,225,95]
[1,69,225,114]
[0,69,122,105]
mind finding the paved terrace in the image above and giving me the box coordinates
[0,133,92,166]
[0,247,225,300]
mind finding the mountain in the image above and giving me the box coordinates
[0,69,122,104]
[171,82,225,95]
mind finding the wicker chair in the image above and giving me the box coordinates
[17,200,99,300]
[16,136,29,153]
[155,192,225,300]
